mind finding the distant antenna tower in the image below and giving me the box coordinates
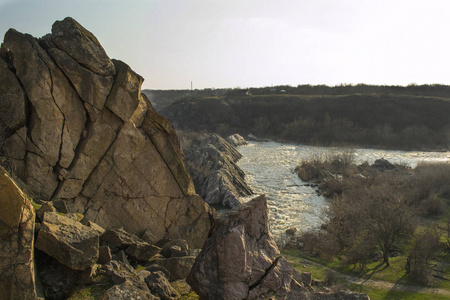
[190,81,193,96]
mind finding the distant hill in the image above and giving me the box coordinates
[151,85,450,150]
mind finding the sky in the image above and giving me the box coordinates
[1,0,450,90]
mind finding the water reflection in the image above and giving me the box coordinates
[237,141,450,237]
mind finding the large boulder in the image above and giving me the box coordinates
[187,195,370,300]
[0,17,212,248]
[182,133,253,208]
[0,168,37,300]
[149,256,197,281]
[35,212,99,270]
[187,195,293,299]
[102,260,177,300]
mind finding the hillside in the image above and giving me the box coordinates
[158,92,450,150]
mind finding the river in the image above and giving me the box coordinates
[237,141,450,238]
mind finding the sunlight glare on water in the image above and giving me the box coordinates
[237,141,450,237]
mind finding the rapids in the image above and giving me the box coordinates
[237,141,450,237]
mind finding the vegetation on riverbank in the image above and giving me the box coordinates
[287,151,450,296]
[283,249,450,300]
[153,85,450,151]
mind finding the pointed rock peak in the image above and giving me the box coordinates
[50,17,116,76]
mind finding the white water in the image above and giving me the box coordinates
[237,141,450,237]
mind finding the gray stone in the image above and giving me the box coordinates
[125,241,162,263]
[98,246,112,265]
[182,133,253,208]
[35,212,99,270]
[145,270,180,300]
[150,257,196,281]
[0,18,213,249]
[0,168,37,300]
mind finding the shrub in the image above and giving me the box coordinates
[406,229,441,284]
[421,195,446,216]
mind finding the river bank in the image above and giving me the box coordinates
[237,140,450,236]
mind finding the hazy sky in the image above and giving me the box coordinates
[1,0,449,90]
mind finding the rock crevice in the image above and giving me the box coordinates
[0,17,212,248]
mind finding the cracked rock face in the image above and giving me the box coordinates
[0,167,37,300]
[187,194,370,300]
[0,17,212,248]
[187,194,294,299]
[182,133,253,208]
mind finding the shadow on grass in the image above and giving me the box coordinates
[345,262,387,283]
[360,262,388,282]
[382,274,415,300]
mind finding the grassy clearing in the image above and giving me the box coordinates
[348,285,450,300]
[283,249,450,299]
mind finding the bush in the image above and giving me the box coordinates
[295,148,356,183]
[421,195,446,216]
[406,229,441,284]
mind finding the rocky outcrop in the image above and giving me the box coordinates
[226,133,249,147]
[187,194,369,300]
[187,194,290,299]
[35,212,99,270]
[182,133,252,208]
[0,17,212,248]
[0,168,37,300]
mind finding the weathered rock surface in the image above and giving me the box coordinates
[0,168,37,300]
[187,194,288,299]
[145,269,181,300]
[100,227,141,252]
[149,256,197,281]
[226,133,249,147]
[35,212,99,270]
[187,194,369,300]
[103,260,177,300]
[0,17,212,248]
[125,241,162,263]
[182,133,253,208]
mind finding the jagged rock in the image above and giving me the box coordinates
[103,260,176,300]
[104,260,142,285]
[149,257,196,281]
[100,227,140,253]
[226,133,249,147]
[0,168,37,300]
[49,17,116,77]
[187,195,369,300]
[35,212,99,270]
[187,195,286,299]
[84,220,106,235]
[102,261,157,299]
[247,256,296,299]
[145,270,181,300]
[161,239,189,258]
[125,241,162,263]
[0,17,212,248]
[36,201,57,222]
[112,250,130,265]
[182,133,253,208]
